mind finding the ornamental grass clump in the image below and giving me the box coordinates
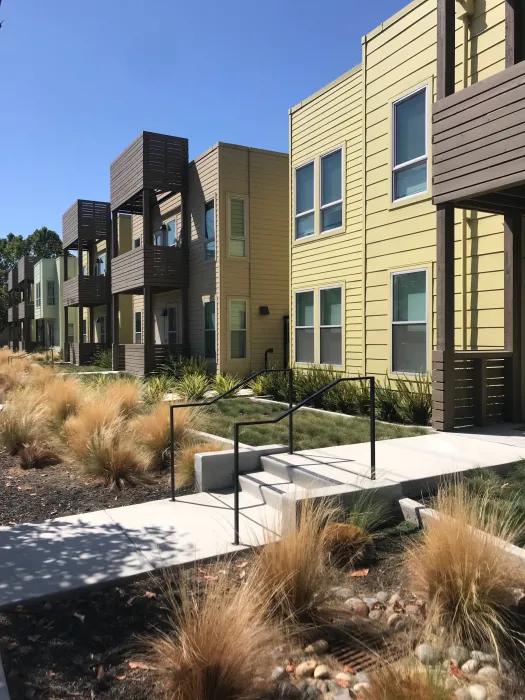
[364,664,453,700]
[148,569,282,700]
[0,399,51,456]
[84,424,153,489]
[174,442,222,488]
[63,400,122,462]
[405,480,525,656]
[102,377,143,418]
[174,373,210,401]
[39,376,82,423]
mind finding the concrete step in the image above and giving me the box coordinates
[239,473,285,510]
[238,470,290,502]
[261,452,373,486]
[259,455,342,489]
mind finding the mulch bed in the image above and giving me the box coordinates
[0,455,191,527]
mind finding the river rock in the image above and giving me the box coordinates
[454,689,471,700]
[335,672,354,688]
[387,613,402,628]
[296,660,317,678]
[461,659,479,674]
[352,602,370,617]
[363,597,379,609]
[405,604,420,616]
[276,681,302,699]
[353,682,372,695]
[394,618,409,632]
[355,672,370,684]
[305,639,329,654]
[333,587,353,600]
[304,687,322,700]
[271,666,287,681]
[448,647,470,666]
[415,643,441,666]
[471,651,496,664]
[389,592,402,605]
[369,609,383,621]
[477,666,499,680]
[376,591,389,603]
[316,679,329,692]
[467,685,488,700]
[313,664,331,679]
[344,597,363,609]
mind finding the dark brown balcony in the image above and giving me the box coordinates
[62,200,111,249]
[18,301,34,320]
[7,268,18,291]
[111,244,188,295]
[63,275,110,307]
[8,305,18,323]
[432,61,525,213]
[113,343,185,375]
[110,132,188,213]
[17,256,36,283]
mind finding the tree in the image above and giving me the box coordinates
[0,233,29,281]
[26,227,62,259]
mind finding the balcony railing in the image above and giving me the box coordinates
[62,200,111,249]
[113,343,185,375]
[8,306,18,323]
[111,244,188,294]
[18,301,34,319]
[17,256,36,283]
[63,275,110,307]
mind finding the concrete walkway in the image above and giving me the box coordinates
[1,424,524,609]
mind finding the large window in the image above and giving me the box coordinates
[35,282,41,308]
[392,87,427,201]
[94,252,106,276]
[205,200,215,260]
[166,218,177,247]
[46,280,55,306]
[167,306,178,345]
[204,301,216,360]
[320,287,342,366]
[391,270,427,373]
[321,150,342,232]
[295,162,314,239]
[230,300,247,359]
[229,196,246,257]
[135,311,142,344]
[295,291,314,363]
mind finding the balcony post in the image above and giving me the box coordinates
[143,189,152,245]
[79,304,84,345]
[506,0,524,67]
[433,204,456,431]
[437,0,456,100]
[504,213,522,421]
[181,186,190,355]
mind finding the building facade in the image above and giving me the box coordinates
[289,0,525,430]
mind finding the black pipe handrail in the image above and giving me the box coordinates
[231,375,376,545]
[169,368,293,501]
[8,348,55,364]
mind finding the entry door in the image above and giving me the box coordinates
[167,306,180,346]
[46,321,55,347]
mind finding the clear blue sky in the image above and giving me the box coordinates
[0,0,406,237]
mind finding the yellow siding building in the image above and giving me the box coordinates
[290,0,516,426]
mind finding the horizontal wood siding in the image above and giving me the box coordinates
[290,67,363,374]
[432,60,525,203]
[63,276,110,307]
[69,343,108,366]
[111,245,188,294]
[7,268,17,291]
[18,301,34,320]
[8,307,17,323]
[110,132,188,211]
[17,257,35,282]
[62,200,110,249]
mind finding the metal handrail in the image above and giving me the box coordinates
[231,376,376,545]
[169,368,293,501]
[8,353,30,364]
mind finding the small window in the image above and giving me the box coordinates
[135,311,142,344]
[391,270,427,373]
[35,282,41,308]
[67,323,74,343]
[134,238,141,249]
[167,306,178,345]
[204,300,216,360]
[154,231,163,246]
[46,280,55,306]
[320,287,342,365]
[82,319,87,343]
[94,252,106,277]
[392,87,427,201]
[295,291,314,363]
[321,149,342,232]
[229,197,246,257]
[205,200,215,260]
[295,162,314,239]
[166,218,177,247]
[230,300,247,359]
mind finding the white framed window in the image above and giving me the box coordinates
[319,286,342,366]
[320,149,343,232]
[295,161,314,239]
[35,282,41,308]
[167,306,179,345]
[166,218,177,246]
[391,269,427,374]
[204,300,216,360]
[392,86,428,202]
[135,311,142,344]
[229,299,247,359]
[229,196,247,257]
[134,238,141,249]
[94,252,106,276]
[46,280,55,306]
[295,290,314,363]
[204,199,215,260]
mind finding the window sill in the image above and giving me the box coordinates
[293,228,347,246]
[388,190,431,211]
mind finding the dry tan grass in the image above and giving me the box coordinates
[324,522,372,566]
[174,442,222,488]
[0,362,31,399]
[0,348,14,365]
[39,376,82,423]
[19,441,61,469]
[148,570,281,700]
[26,363,56,389]
[128,402,172,470]
[255,498,339,625]
[63,400,122,461]
[0,393,51,456]
[406,480,525,655]
[84,424,153,488]
[102,378,143,418]
[364,664,453,700]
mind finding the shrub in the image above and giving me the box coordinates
[405,480,525,655]
[175,373,210,401]
[103,378,143,417]
[365,664,453,700]
[294,366,337,406]
[394,374,432,425]
[321,380,358,414]
[144,374,176,406]
[91,347,113,370]
[248,375,266,397]
[84,424,153,488]
[255,498,339,625]
[375,376,402,423]
[175,442,222,488]
[252,369,290,402]
[157,355,208,380]
[19,441,61,469]
[212,373,242,396]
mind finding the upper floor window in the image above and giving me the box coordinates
[47,280,55,306]
[295,162,314,239]
[392,87,427,201]
[391,269,427,374]
[321,150,342,232]
[229,196,246,257]
[35,282,41,308]
[166,218,177,246]
[205,200,215,260]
